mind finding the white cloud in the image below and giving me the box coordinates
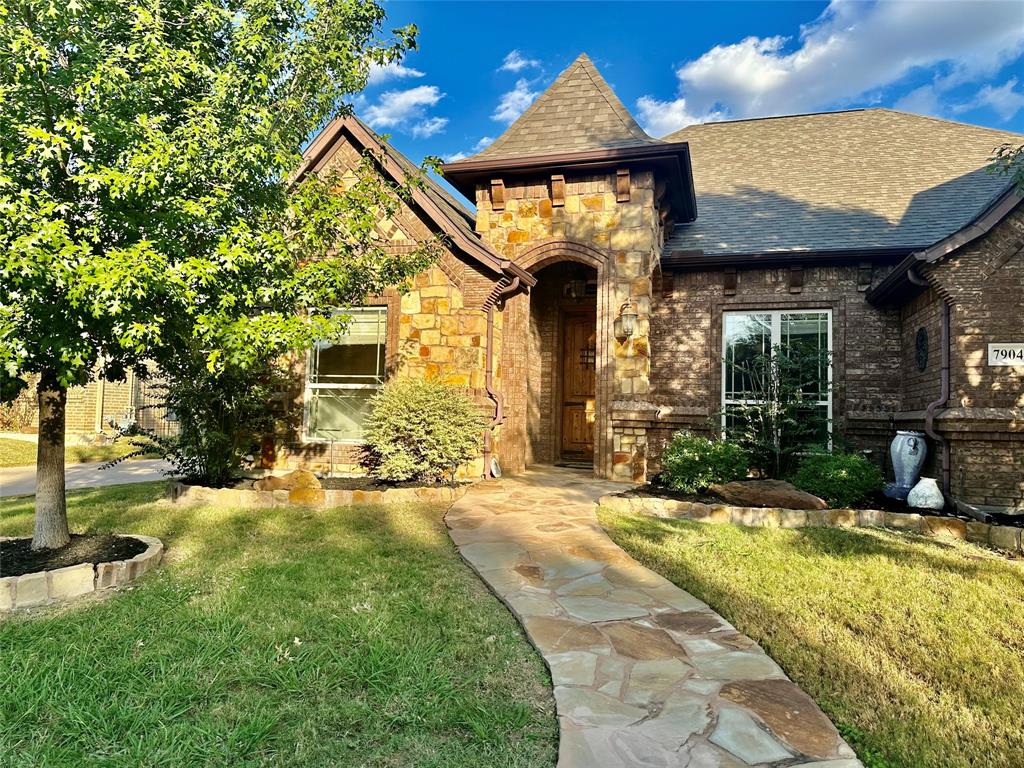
[411,116,449,138]
[499,50,541,73]
[367,61,425,87]
[493,79,539,123]
[893,84,943,116]
[364,85,445,134]
[954,78,1024,121]
[636,96,725,136]
[444,136,494,163]
[639,0,1024,134]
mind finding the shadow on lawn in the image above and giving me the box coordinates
[611,511,999,580]
[601,512,1024,768]
[0,484,557,767]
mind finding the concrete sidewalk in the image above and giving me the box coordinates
[0,459,173,497]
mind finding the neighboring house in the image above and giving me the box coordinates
[280,53,1023,513]
[6,371,178,439]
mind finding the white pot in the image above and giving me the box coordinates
[907,477,944,510]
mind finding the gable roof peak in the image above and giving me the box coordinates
[464,52,660,163]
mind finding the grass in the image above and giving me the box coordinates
[0,437,159,467]
[0,484,557,767]
[598,509,1024,768]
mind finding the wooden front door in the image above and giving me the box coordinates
[561,312,596,457]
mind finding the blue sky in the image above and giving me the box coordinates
[354,1,1024,170]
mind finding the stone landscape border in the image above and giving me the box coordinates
[1,534,163,612]
[599,493,1024,556]
[167,481,467,509]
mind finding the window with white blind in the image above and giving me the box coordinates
[303,307,387,442]
[721,309,832,442]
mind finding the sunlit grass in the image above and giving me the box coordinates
[0,484,556,767]
[0,437,157,468]
[599,508,1024,768]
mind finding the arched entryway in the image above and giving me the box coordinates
[527,261,599,468]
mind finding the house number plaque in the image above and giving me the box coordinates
[988,343,1024,366]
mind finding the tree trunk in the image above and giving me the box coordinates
[32,374,70,550]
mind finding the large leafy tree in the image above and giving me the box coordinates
[0,0,436,548]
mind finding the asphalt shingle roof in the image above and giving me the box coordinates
[471,53,662,162]
[663,109,1021,256]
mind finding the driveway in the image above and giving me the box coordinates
[0,459,173,497]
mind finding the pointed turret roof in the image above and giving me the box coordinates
[471,53,661,162]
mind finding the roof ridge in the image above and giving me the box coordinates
[474,55,582,159]
[869,107,1024,138]
[576,55,653,143]
[467,53,658,163]
[666,106,1024,139]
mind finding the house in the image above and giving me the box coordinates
[281,53,1023,513]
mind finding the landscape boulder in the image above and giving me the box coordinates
[253,469,321,492]
[709,480,827,510]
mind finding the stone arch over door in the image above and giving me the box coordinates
[504,239,615,479]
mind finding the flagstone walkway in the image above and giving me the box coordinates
[446,467,861,768]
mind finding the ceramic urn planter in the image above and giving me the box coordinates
[885,430,927,501]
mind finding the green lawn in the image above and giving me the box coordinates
[599,509,1024,768]
[0,437,159,467]
[0,484,556,767]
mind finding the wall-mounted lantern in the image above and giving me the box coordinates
[613,298,638,340]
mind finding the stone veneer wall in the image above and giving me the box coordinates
[475,170,663,480]
[275,132,503,479]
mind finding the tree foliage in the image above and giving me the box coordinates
[720,343,832,479]
[0,0,437,546]
[990,142,1024,193]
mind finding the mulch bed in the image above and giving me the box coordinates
[1,534,147,578]
[622,483,721,505]
[319,476,456,491]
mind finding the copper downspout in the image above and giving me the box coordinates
[909,268,952,501]
[482,276,520,478]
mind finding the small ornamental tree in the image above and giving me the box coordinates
[720,343,832,478]
[0,0,436,548]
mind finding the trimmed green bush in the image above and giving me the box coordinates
[790,452,884,508]
[659,431,748,494]
[363,378,485,483]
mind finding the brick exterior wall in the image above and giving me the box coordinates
[916,204,1024,509]
[646,264,903,473]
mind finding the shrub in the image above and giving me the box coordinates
[658,431,749,494]
[108,362,280,487]
[363,378,485,483]
[790,452,884,508]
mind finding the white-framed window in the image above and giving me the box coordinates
[721,309,833,443]
[303,306,387,443]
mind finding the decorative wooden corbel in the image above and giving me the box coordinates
[490,179,505,211]
[615,168,630,203]
[550,174,565,207]
[723,267,737,296]
[788,264,805,294]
